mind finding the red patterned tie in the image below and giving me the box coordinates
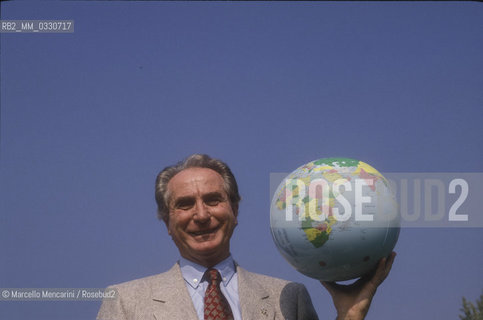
[203,268,234,320]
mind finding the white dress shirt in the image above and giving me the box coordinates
[179,255,242,320]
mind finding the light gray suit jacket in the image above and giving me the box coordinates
[97,263,318,320]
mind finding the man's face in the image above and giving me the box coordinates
[166,167,237,267]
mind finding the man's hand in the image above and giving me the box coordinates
[321,252,396,320]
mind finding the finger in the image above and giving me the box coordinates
[383,252,396,277]
[372,257,388,284]
[320,281,339,296]
[373,252,397,285]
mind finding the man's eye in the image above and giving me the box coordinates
[205,199,221,206]
[204,196,224,206]
[175,200,194,210]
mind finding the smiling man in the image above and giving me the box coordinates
[97,154,395,320]
[164,167,237,268]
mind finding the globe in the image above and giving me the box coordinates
[270,158,400,282]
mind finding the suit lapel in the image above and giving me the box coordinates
[237,266,275,320]
[151,263,199,320]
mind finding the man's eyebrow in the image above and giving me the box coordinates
[171,192,226,206]
[202,192,225,199]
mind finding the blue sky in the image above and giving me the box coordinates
[1,2,482,319]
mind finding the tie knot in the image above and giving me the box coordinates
[205,268,221,285]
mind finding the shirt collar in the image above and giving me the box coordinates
[179,255,236,289]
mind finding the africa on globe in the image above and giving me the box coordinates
[270,158,400,282]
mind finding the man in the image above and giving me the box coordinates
[97,154,395,320]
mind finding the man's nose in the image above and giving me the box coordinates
[193,200,210,222]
